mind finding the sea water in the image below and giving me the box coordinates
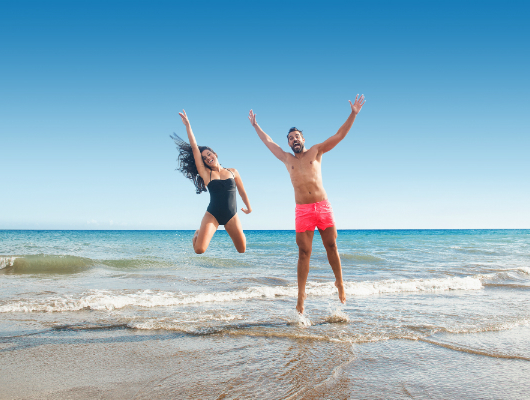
[1,229,529,398]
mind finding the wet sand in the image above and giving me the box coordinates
[2,326,529,399]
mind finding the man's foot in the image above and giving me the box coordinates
[335,280,346,304]
[296,293,307,314]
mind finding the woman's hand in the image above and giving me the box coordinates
[179,109,190,127]
[241,207,252,214]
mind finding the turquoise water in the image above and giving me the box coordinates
[1,230,529,398]
[1,229,529,342]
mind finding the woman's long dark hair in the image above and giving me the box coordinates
[170,133,215,194]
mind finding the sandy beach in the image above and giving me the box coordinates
[2,324,529,399]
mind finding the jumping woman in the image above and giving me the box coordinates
[171,110,252,254]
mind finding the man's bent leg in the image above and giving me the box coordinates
[295,230,314,314]
[318,226,346,304]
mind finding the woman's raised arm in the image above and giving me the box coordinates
[179,110,208,180]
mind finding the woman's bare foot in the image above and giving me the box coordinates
[296,292,307,314]
[335,280,346,304]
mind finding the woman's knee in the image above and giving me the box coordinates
[194,247,206,254]
[194,243,208,254]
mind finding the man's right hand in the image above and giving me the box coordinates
[248,109,258,127]
[349,95,365,115]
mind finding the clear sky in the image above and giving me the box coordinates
[1,0,529,230]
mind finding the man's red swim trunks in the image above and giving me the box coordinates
[295,199,336,233]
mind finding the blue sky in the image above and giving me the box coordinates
[1,0,529,229]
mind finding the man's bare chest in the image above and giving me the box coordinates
[286,157,322,182]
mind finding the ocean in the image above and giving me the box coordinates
[1,229,529,399]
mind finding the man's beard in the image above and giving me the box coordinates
[291,142,304,153]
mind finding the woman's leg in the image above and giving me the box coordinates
[193,212,219,254]
[224,214,246,253]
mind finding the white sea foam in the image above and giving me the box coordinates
[443,318,530,335]
[307,276,483,297]
[130,313,243,331]
[0,288,296,313]
[286,310,311,326]
[0,256,17,270]
[326,308,349,323]
[0,275,484,313]
[475,268,530,282]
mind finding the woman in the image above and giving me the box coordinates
[171,110,252,254]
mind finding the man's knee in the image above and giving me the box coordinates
[296,231,314,258]
[323,239,338,252]
[297,245,312,258]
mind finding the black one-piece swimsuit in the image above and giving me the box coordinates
[206,169,237,225]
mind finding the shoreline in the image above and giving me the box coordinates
[2,325,529,399]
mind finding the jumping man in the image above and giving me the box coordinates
[248,95,366,314]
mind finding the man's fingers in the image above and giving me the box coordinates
[249,110,257,124]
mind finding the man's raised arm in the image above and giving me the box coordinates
[319,94,366,154]
[248,109,288,162]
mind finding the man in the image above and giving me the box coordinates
[248,95,365,314]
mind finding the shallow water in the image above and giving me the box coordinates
[1,230,529,398]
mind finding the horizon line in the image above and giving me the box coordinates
[1,228,529,232]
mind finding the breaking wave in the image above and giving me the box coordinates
[0,254,179,274]
[0,275,483,313]
[0,255,93,274]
